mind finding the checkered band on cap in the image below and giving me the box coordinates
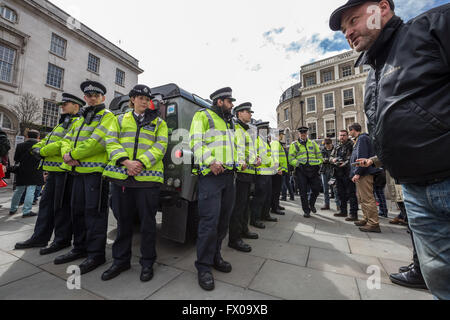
[83,84,105,95]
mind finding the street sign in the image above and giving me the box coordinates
[15,136,24,147]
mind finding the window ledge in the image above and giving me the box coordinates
[87,69,100,76]
[45,84,64,92]
[49,50,66,60]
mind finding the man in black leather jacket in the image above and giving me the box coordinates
[330,0,450,299]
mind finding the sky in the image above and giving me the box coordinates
[51,0,449,127]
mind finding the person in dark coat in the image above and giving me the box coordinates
[9,130,44,218]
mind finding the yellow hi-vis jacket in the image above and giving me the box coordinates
[103,111,168,184]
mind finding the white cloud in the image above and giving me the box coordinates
[49,0,440,127]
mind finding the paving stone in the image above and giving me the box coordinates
[274,220,316,233]
[0,260,41,287]
[314,221,371,239]
[0,221,34,236]
[378,258,413,276]
[289,232,351,253]
[0,230,34,251]
[366,231,413,248]
[253,226,294,243]
[348,238,412,261]
[307,247,391,284]
[242,238,309,267]
[356,278,432,300]
[148,271,279,300]
[250,260,360,300]
[0,249,19,266]
[173,250,266,288]
[9,247,113,267]
[81,260,182,300]
[0,272,103,300]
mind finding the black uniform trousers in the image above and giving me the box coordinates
[271,174,283,210]
[336,175,358,216]
[281,173,295,199]
[229,179,252,243]
[196,172,235,273]
[71,173,109,259]
[31,172,73,245]
[296,168,321,214]
[250,175,272,222]
[110,183,160,268]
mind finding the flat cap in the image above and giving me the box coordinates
[80,80,107,95]
[329,0,395,31]
[57,93,86,107]
[210,87,236,102]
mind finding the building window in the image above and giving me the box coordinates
[50,33,67,58]
[305,75,316,87]
[0,44,16,83]
[342,65,352,77]
[343,88,355,106]
[88,53,100,73]
[325,119,336,138]
[284,108,289,121]
[345,117,357,131]
[323,70,333,82]
[46,63,64,89]
[0,112,13,130]
[42,100,59,128]
[307,122,317,140]
[324,93,334,109]
[306,97,316,113]
[0,6,17,23]
[116,68,125,86]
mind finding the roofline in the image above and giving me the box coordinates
[22,0,144,74]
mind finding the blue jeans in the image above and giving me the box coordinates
[402,177,450,300]
[321,172,338,207]
[373,185,388,216]
[11,185,37,215]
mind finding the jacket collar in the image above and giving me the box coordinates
[355,15,404,69]
[237,119,250,130]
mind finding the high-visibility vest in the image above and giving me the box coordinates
[235,122,257,175]
[255,136,275,176]
[102,112,168,184]
[33,115,79,172]
[271,140,288,173]
[189,108,236,176]
[60,106,115,174]
[289,139,323,167]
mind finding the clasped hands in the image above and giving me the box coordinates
[63,153,80,167]
[122,160,144,176]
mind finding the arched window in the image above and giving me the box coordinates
[0,112,13,130]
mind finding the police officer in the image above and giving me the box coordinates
[14,93,84,254]
[228,103,260,253]
[101,85,168,282]
[250,121,278,229]
[54,81,115,275]
[289,127,323,218]
[189,87,237,291]
[270,130,288,215]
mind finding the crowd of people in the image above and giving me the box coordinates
[0,0,448,301]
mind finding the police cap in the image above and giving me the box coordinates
[80,80,107,95]
[234,102,254,114]
[57,93,86,107]
[129,84,154,99]
[298,126,309,133]
[210,87,236,102]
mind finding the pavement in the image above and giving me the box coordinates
[0,184,432,300]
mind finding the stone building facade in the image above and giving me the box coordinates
[277,50,370,143]
[0,0,143,152]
